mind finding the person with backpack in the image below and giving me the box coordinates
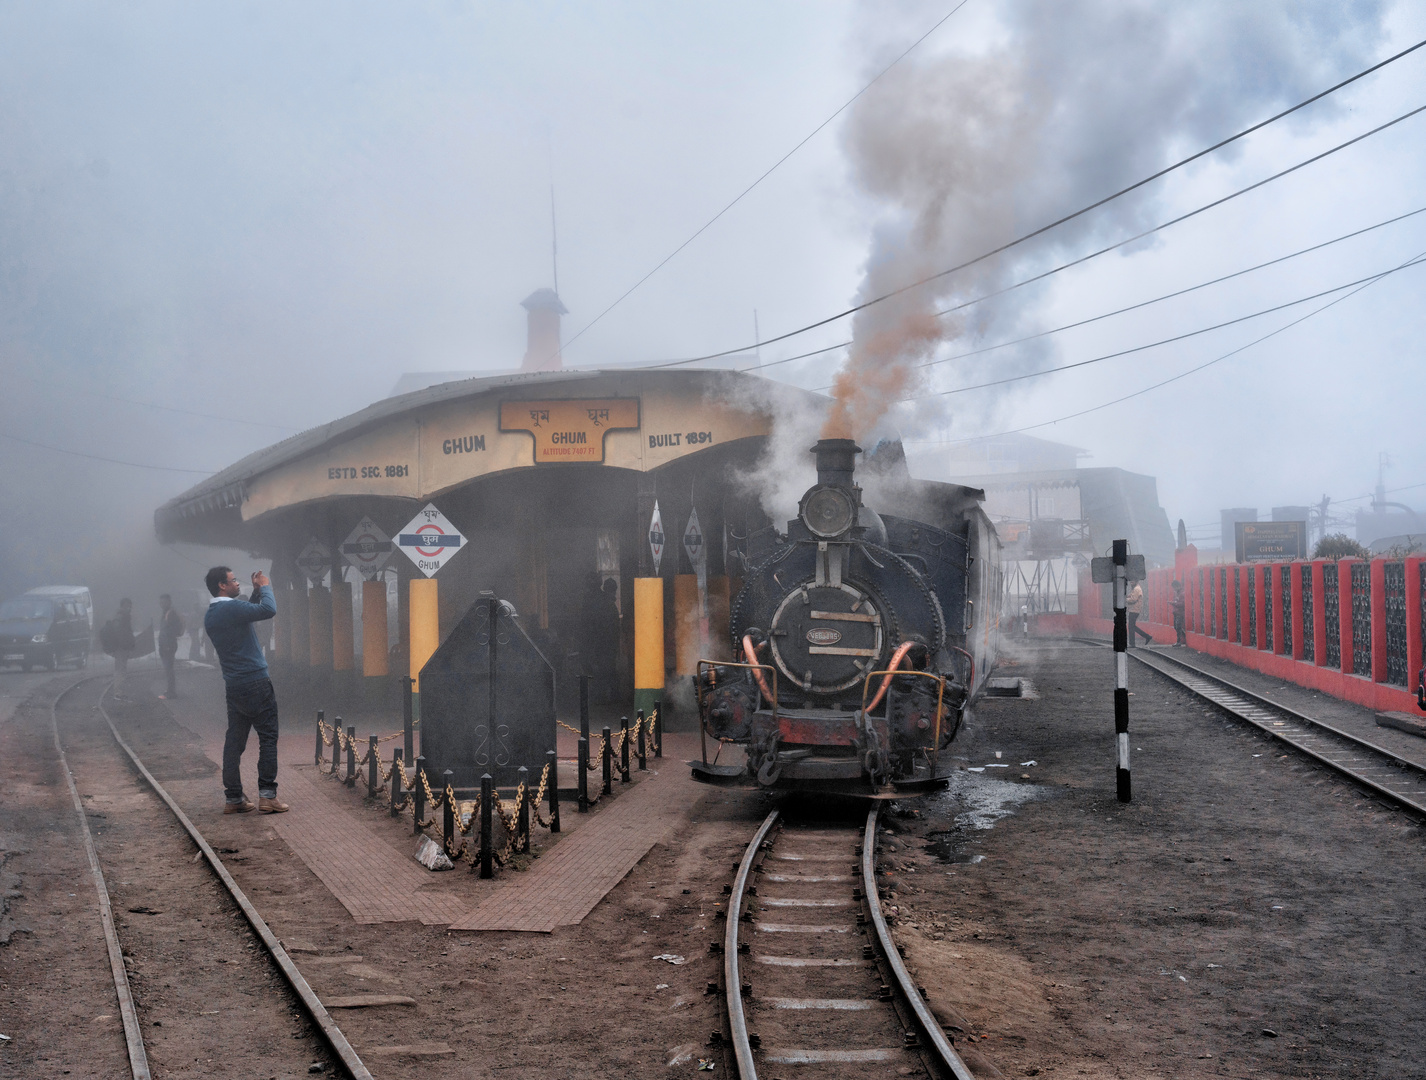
[204,566,287,815]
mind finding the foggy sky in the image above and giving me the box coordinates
[2,0,1424,610]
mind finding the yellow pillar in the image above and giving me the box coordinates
[331,580,354,672]
[634,577,664,717]
[409,577,439,691]
[308,585,332,668]
[673,574,700,676]
[362,579,389,677]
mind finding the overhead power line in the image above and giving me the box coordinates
[650,39,1426,370]
[794,201,1426,383]
[556,0,974,359]
[0,431,217,475]
[923,254,1426,397]
[948,246,1426,444]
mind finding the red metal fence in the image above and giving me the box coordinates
[1070,553,1424,714]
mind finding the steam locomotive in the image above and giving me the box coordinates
[692,438,1002,795]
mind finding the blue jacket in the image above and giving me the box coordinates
[205,586,276,687]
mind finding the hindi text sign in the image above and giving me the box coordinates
[397,504,465,577]
[342,517,394,579]
[499,398,640,464]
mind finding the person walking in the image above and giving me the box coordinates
[157,593,185,699]
[205,566,288,815]
[101,598,137,698]
[1126,581,1153,647]
[1170,579,1188,647]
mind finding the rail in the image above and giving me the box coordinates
[861,808,976,1080]
[1130,648,1426,816]
[94,684,372,1079]
[721,807,974,1080]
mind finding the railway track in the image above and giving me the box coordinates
[721,806,974,1080]
[1130,648,1426,816]
[49,676,371,1079]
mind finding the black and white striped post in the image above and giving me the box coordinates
[1111,539,1131,803]
[1093,540,1144,804]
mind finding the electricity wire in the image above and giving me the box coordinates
[789,202,1426,382]
[647,41,1426,370]
[946,246,1426,443]
[555,0,974,358]
[921,254,1426,398]
[0,430,217,475]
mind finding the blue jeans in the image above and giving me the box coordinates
[223,677,279,801]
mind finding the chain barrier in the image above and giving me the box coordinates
[309,704,659,876]
[556,709,658,771]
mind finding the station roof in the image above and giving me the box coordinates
[155,367,827,547]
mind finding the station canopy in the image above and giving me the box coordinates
[155,368,828,551]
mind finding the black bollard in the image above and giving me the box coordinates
[479,773,494,879]
[401,675,415,766]
[654,699,663,758]
[620,716,630,782]
[443,769,456,853]
[331,716,343,775]
[577,737,589,813]
[547,749,561,833]
[315,709,325,766]
[518,765,530,855]
[367,734,379,797]
[345,725,356,786]
[602,725,612,797]
[389,748,403,816]
[413,755,426,834]
[637,708,647,771]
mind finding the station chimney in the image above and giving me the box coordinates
[520,288,568,372]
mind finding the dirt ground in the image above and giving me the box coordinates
[2,640,1424,1078]
[888,640,1426,1079]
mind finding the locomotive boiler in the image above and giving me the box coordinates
[692,438,1001,795]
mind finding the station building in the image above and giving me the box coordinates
[155,291,836,721]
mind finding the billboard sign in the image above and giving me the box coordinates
[1235,521,1307,563]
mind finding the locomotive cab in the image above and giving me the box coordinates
[693,438,986,795]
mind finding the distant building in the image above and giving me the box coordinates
[938,433,1175,568]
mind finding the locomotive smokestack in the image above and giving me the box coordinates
[811,438,861,489]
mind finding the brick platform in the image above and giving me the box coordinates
[271,765,468,925]
[163,669,712,930]
[449,754,700,933]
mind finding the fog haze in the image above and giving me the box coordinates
[2,0,1424,612]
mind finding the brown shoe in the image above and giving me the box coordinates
[224,799,256,814]
[258,796,289,814]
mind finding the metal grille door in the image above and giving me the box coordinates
[1385,561,1407,686]
[1247,569,1257,648]
[1263,566,1273,652]
[1280,564,1292,656]
[1351,562,1371,676]
[1324,565,1340,669]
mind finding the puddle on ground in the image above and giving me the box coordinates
[923,771,1056,865]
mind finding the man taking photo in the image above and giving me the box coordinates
[204,566,288,815]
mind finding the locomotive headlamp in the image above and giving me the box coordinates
[801,485,856,538]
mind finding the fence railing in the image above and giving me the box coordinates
[312,701,661,879]
[1085,554,1426,710]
